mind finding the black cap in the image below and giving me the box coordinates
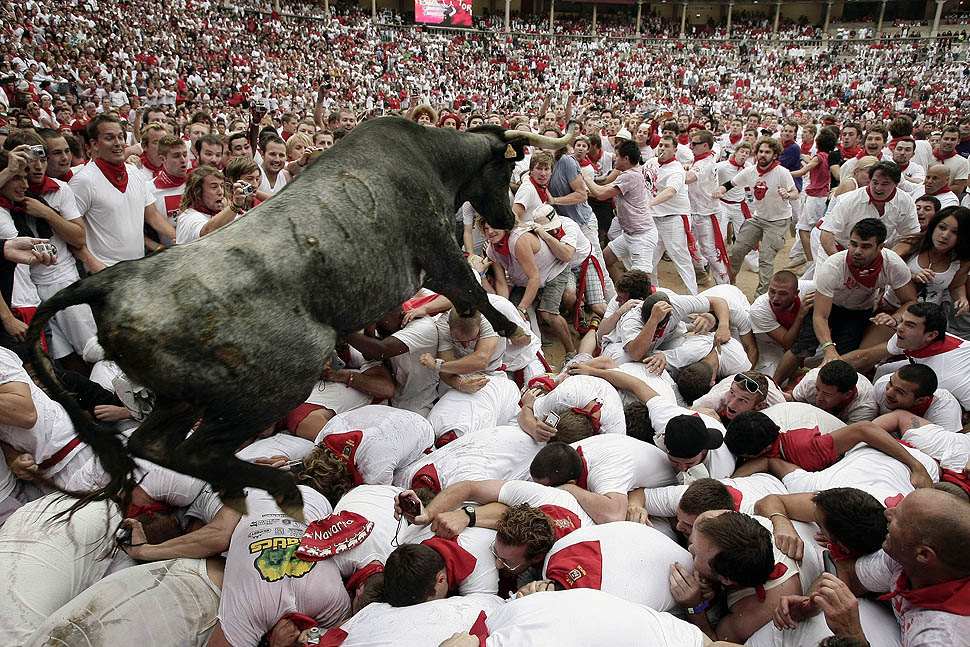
[664,415,724,459]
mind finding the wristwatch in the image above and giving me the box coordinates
[462,505,477,528]
[685,599,711,615]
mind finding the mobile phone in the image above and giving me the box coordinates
[283,459,304,475]
[544,411,561,427]
[822,549,838,576]
[400,492,421,516]
[330,352,346,373]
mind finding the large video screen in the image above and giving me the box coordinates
[415,0,472,27]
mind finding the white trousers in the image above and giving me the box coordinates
[692,212,732,284]
[652,214,699,294]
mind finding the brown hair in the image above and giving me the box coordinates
[754,136,782,157]
[679,478,735,515]
[295,445,356,507]
[224,156,260,183]
[529,149,556,170]
[178,165,224,214]
[157,134,186,158]
[495,504,557,562]
[550,410,597,444]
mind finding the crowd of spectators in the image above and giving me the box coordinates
[1,0,970,646]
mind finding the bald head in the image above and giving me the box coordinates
[924,165,952,194]
[906,488,970,575]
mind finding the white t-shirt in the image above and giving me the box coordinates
[601,294,711,361]
[258,166,288,194]
[498,480,595,531]
[0,347,83,473]
[512,179,546,224]
[725,516,801,608]
[174,206,215,245]
[436,315,506,374]
[319,594,504,647]
[393,426,542,491]
[218,487,350,647]
[315,406,435,485]
[487,293,542,372]
[692,374,787,414]
[790,367,878,423]
[688,153,720,215]
[572,433,678,491]
[820,186,919,249]
[646,397,736,479]
[611,363,683,408]
[900,423,970,473]
[873,375,963,432]
[857,549,970,647]
[729,163,796,221]
[542,522,692,612]
[641,473,789,518]
[761,402,846,436]
[643,158,691,217]
[531,374,625,435]
[387,313,440,413]
[782,445,939,509]
[330,484,402,578]
[24,179,81,286]
[698,284,753,336]
[749,280,815,365]
[881,334,970,410]
[815,249,912,311]
[483,588,706,647]
[152,180,184,246]
[69,161,155,265]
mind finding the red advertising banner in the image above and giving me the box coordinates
[415,0,472,26]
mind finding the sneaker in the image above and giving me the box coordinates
[785,254,806,269]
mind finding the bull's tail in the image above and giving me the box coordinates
[26,278,137,516]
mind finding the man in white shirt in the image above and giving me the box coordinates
[933,125,969,196]
[748,271,815,375]
[258,135,290,194]
[151,133,190,245]
[175,166,243,245]
[912,164,960,208]
[787,361,878,424]
[819,161,919,267]
[69,115,175,271]
[517,372,625,442]
[873,364,963,431]
[643,134,699,294]
[890,137,926,194]
[687,130,732,285]
[715,137,797,296]
[777,218,916,387]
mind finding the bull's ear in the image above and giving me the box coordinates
[497,139,526,162]
[504,144,517,159]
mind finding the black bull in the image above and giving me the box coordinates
[26,117,575,520]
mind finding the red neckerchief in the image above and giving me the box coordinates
[139,153,163,174]
[840,145,860,158]
[61,169,73,182]
[490,231,512,256]
[729,158,745,169]
[856,148,875,160]
[962,136,970,144]
[195,203,219,216]
[126,501,172,518]
[421,536,476,590]
[826,541,860,562]
[867,186,897,203]
[529,176,549,203]
[678,134,689,146]
[726,562,789,602]
[905,333,965,358]
[909,395,934,417]
[693,151,714,163]
[578,156,597,170]
[658,156,677,167]
[934,148,957,162]
[0,196,23,212]
[548,226,566,241]
[897,161,909,172]
[153,170,186,190]
[770,296,801,329]
[728,133,742,144]
[846,252,885,289]
[878,572,970,616]
[929,184,952,196]
[262,614,317,647]
[800,141,813,155]
[725,485,743,510]
[829,387,859,415]
[575,446,589,490]
[570,400,603,434]
[757,161,780,176]
[587,148,603,165]
[28,176,59,193]
[93,158,128,192]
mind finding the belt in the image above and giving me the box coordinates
[38,437,82,471]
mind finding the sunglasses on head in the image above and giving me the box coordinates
[734,373,766,396]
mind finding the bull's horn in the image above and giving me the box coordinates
[503,122,579,149]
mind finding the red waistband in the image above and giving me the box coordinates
[38,437,82,471]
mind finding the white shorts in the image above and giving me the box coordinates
[797,195,828,231]
[607,228,658,274]
[26,558,221,647]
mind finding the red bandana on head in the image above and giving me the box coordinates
[93,158,128,192]
[846,252,885,289]
[538,504,582,540]
[529,176,549,203]
[322,431,365,485]
[28,176,59,194]
[570,400,603,434]
[421,536,477,589]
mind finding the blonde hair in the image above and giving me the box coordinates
[285,133,312,160]
[855,155,880,175]
[139,121,167,143]
[157,134,186,158]
[530,150,556,170]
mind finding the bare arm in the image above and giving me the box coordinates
[346,332,410,361]
[819,230,839,257]
[789,155,818,178]
[144,204,176,240]
[831,422,934,488]
[123,505,242,561]
[513,235,543,312]
[811,293,839,362]
[559,484,627,524]
[649,186,677,207]
[0,381,38,429]
[553,172,588,206]
[438,336,499,374]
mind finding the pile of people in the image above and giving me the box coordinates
[1,1,970,646]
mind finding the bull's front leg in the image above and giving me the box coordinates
[422,247,526,341]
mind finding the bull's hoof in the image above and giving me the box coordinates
[280,499,306,524]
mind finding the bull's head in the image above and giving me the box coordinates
[462,123,578,231]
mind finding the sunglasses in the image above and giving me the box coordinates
[734,373,766,396]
